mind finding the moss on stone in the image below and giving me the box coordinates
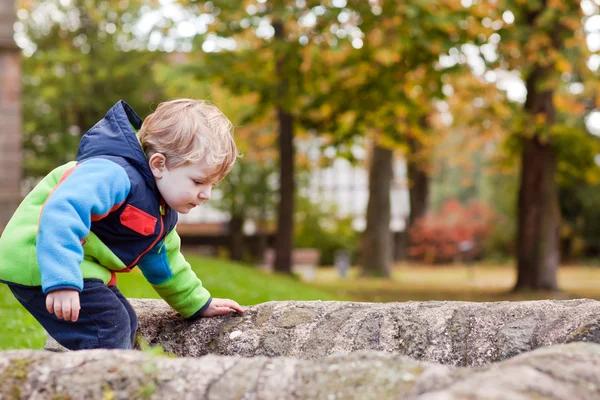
[51,393,72,400]
[275,308,318,328]
[102,384,115,400]
[571,326,590,338]
[0,357,36,398]
[137,382,156,399]
[255,307,273,328]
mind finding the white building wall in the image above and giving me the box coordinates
[179,154,410,233]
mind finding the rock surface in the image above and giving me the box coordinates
[117,298,600,367]
[6,343,600,399]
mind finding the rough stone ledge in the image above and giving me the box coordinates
[6,343,600,399]
[96,298,600,367]
[45,299,600,366]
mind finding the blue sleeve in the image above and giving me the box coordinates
[37,158,131,294]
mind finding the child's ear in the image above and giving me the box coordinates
[149,153,167,179]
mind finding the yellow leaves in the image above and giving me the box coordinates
[548,0,570,13]
[394,120,408,134]
[320,49,347,67]
[393,103,410,119]
[368,29,385,47]
[319,103,333,119]
[524,32,553,64]
[443,23,459,37]
[296,153,311,169]
[16,0,34,10]
[564,37,581,50]
[561,16,583,31]
[382,16,403,30]
[299,53,313,74]
[341,71,368,89]
[429,40,444,55]
[554,95,586,116]
[306,108,324,122]
[585,169,600,186]
[255,131,276,148]
[461,177,474,187]
[395,142,411,156]
[339,111,357,129]
[555,56,572,74]
[438,0,464,12]
[378,134,401,150]
[373,48,401,66]
[318,80,331,94]
[534,113,547,125]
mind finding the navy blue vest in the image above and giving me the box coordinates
[76,101,178,268]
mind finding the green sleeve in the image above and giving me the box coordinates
[149,229,212,318]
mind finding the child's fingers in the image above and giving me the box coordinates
[222,299,244,313]
[62,301,71,321]
[71,298,80,322]
[46,295,54,314]
[215,306,236,316]
[54,299,64,319]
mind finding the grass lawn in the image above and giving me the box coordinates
[313,262,600,302]
[0,255,344,350]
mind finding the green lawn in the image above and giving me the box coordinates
[312,262,600,302]
[0,255,345,350]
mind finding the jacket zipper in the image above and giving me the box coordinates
[126,200,165,268]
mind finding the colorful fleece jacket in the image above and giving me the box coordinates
[0,100,212,319]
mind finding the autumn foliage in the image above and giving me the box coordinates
[408,199,496,264]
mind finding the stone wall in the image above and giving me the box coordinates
[0,0,22,230]
[32,299,600,399]
[5,343,600,399]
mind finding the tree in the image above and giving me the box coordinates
[16,0,166,177]
[181,0,351,273]
[487,0,596,290]
[429,71,518,257]
[0,0,22,230]
[309,0,476,276]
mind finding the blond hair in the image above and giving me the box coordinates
[137,98,237,181]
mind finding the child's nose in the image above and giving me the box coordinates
[198,186,211,201]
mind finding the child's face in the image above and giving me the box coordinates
[150,155,218,214]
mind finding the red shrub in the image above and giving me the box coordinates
[408,199,495,264]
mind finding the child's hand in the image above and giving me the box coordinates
[46,289,81,322]
[200,298,244,317]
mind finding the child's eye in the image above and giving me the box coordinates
[193,179,218,187]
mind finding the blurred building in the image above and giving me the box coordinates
[0,0,22,230]
[179,141,410,235]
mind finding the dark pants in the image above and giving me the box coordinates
[8,279,138,350]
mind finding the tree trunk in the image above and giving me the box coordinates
[401,133,430,261]
[361,144,394,277]
[228,215,244,262]
[273,20,294,274]
[407,156,429,229]
[0,0,22,231]
[406,124,430,229]
[514,66,560,291]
